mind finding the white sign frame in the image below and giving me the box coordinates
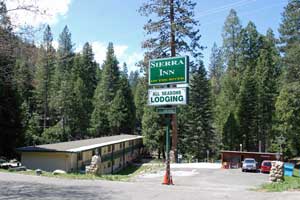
[148,88,187,106]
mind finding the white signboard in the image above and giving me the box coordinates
[148,88,187,106]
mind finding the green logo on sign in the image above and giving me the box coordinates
[149,56,188,85]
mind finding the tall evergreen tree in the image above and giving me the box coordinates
[79,42,98,99]
[142,106,164,158]
[134,77,147,134]
[0,2,23,157]
[90,43,120,136]
[48,25,74,142]
[209,43,224,97]
[274,82,300,157]
[255,32,280,151]
[274,0,300,157]
[179,62,216,159]
[109,75,135,135]
[278,0,300,83]
[35,25,55,131]
[214,9,242,148]
[222,9,242,71]
[238,21,263,76]
[237,67,258,151]
[68,77,89,139]
[222,112,239,150]
[139,0,203,59]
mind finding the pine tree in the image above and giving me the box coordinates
[121,62,128,79]
[237,67,258,152]
[274,82,300,157]
[121,75,136,133]
[274,0,300,157]
[48,25,74,141]
[278,0,300,83]
[209,43,224,97]
[215,9,242,146]
[68,77,89,139]
[222,9,242,71]
[79,42,98,100]
[180,62,216,160]
[35,25,55,131]
[278,0,300,52]
[14,59,34,104]
[238,21,263,76]
[139,0,203,59]
[142,106,164,157]
[90,43,120,136]
[222,112,239,150]
[134,77,147,134]
[255,32,280,151]
[108,89,128,135]
[0,2,23,157]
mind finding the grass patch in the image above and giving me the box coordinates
[0,163,163,182]
[258,169,300,192]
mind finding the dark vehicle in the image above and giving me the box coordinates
[260,160,272,173]
[242,158,258,172]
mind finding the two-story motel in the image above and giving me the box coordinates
[17,134,143,174]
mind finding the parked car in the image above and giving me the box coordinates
[260,160,272,173]
[242,158,258,172]
[0,159,21,169]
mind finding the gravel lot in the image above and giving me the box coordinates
[0,165,299,200]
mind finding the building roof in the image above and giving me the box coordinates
[17,134,143,153]
[220,150,281,156]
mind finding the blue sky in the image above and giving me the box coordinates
[8,0,288,72]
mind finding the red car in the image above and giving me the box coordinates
[260,160,272,173]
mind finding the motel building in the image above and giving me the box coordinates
[17,134,143,174]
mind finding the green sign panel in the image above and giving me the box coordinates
[157,107,176,115]
[149,56,188,86]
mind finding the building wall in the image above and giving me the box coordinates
[21,152,71,172]
[20,138,143,174]
[69,153,77,172]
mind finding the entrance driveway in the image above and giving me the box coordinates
[0,164,299,200]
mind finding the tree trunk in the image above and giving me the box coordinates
[169,0,178,163]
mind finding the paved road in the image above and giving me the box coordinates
[0,168,299,200]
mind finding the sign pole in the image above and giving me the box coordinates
[163,115,172,185]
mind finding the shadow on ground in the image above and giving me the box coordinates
[0,181,112,200]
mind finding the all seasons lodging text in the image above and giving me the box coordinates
[150,90,184,103]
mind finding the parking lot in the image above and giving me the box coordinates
[0,163,299,200]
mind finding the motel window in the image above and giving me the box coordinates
[108,145,111,152]
[78,152,83,161]
[120,143,122,149]
[108,162,111,168]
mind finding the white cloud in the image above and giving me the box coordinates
[90,41,107,65]
[115,45,128,59]
[6,0,72,28]
[52,40,59,50]
[123,52,144,72]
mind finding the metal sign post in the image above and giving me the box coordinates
[165,116,171,184]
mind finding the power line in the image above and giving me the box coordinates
[197,0,257,18]
[201,2,285,26]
